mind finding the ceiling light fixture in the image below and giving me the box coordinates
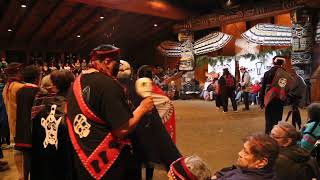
[8,29,12,32]
[100,16,104,19]
[21,4,27,8]
[154,24,158,27]
[77,35,81,38]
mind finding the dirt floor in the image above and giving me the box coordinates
[0,100,308,180]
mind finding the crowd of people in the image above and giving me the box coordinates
[0,44,320,180]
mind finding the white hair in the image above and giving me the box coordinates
[185,155,211,180]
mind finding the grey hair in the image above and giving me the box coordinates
[185,155,211,180]
[274,121,301,144]
[40,75,53,90]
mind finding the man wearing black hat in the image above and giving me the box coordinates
[260,56,294,134]
[66,44,154,179]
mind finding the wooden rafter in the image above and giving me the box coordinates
[9,0,39,42]
[0,0,10,24]
[0,0,19,34]
[73,11,128,52]
[45,4,84,44]
[27,0,64,46]
[58,8,101,44]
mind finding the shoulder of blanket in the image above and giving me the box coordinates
[7,81,25,92]
[23,83,38,88]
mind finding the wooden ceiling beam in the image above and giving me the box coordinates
[0,0,19,34]
[99,14,154,47]
[62,9,114,48]
[27,1,64,47]
[58,8,101,44]
[9,0,41,44]
[0,0,10,24]
[76,12,145,52]
[67,0,191,20]
[72,11,128,52]
[45,4,84,44]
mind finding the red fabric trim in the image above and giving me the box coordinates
[152,84,166,96]
[73,76,106,125]
[66,116,130,179]
[15,143,32,148]
[181,158,197,180]
[171,166,185,180]
[152,84,176,143]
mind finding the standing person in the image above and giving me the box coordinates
[66,44,154,179]
[74,59,81,76]
[2,63,26,180]
[15,65,41,179]
[239,66,251,110]
[135,65,181,180]
[118,63,181,180]
[81,59,87,70]
[31,70,75,180]
[213,77,222,109]
[219,67,237,113]
[260,56,294,134]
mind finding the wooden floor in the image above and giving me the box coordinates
[0,100,308,180]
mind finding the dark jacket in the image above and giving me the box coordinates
[215,166,278,180]
[260,66,279,104]
[275,145,320,180]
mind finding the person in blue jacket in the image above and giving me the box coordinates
[300,103,320,152]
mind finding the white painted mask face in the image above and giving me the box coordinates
[278,78,287,88]
[117,60,131,79]
[73,114,91,138]
[135,78,153,98]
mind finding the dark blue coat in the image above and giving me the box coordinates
[216,166,278,180]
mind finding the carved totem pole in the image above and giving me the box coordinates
[290,8,314,80]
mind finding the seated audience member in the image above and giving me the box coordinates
[271,122,320,180]
[300,103,320,152]
[213,134,279,180]
[202,79,214,101]
[250,80,261,105]
[168,155,211,180]
[235,83,243,104]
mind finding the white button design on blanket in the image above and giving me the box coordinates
[41,104,61,149]
[278,78,287,88]
[73,114,91,138]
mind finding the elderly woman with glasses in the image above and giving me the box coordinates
[271,121,320,180]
